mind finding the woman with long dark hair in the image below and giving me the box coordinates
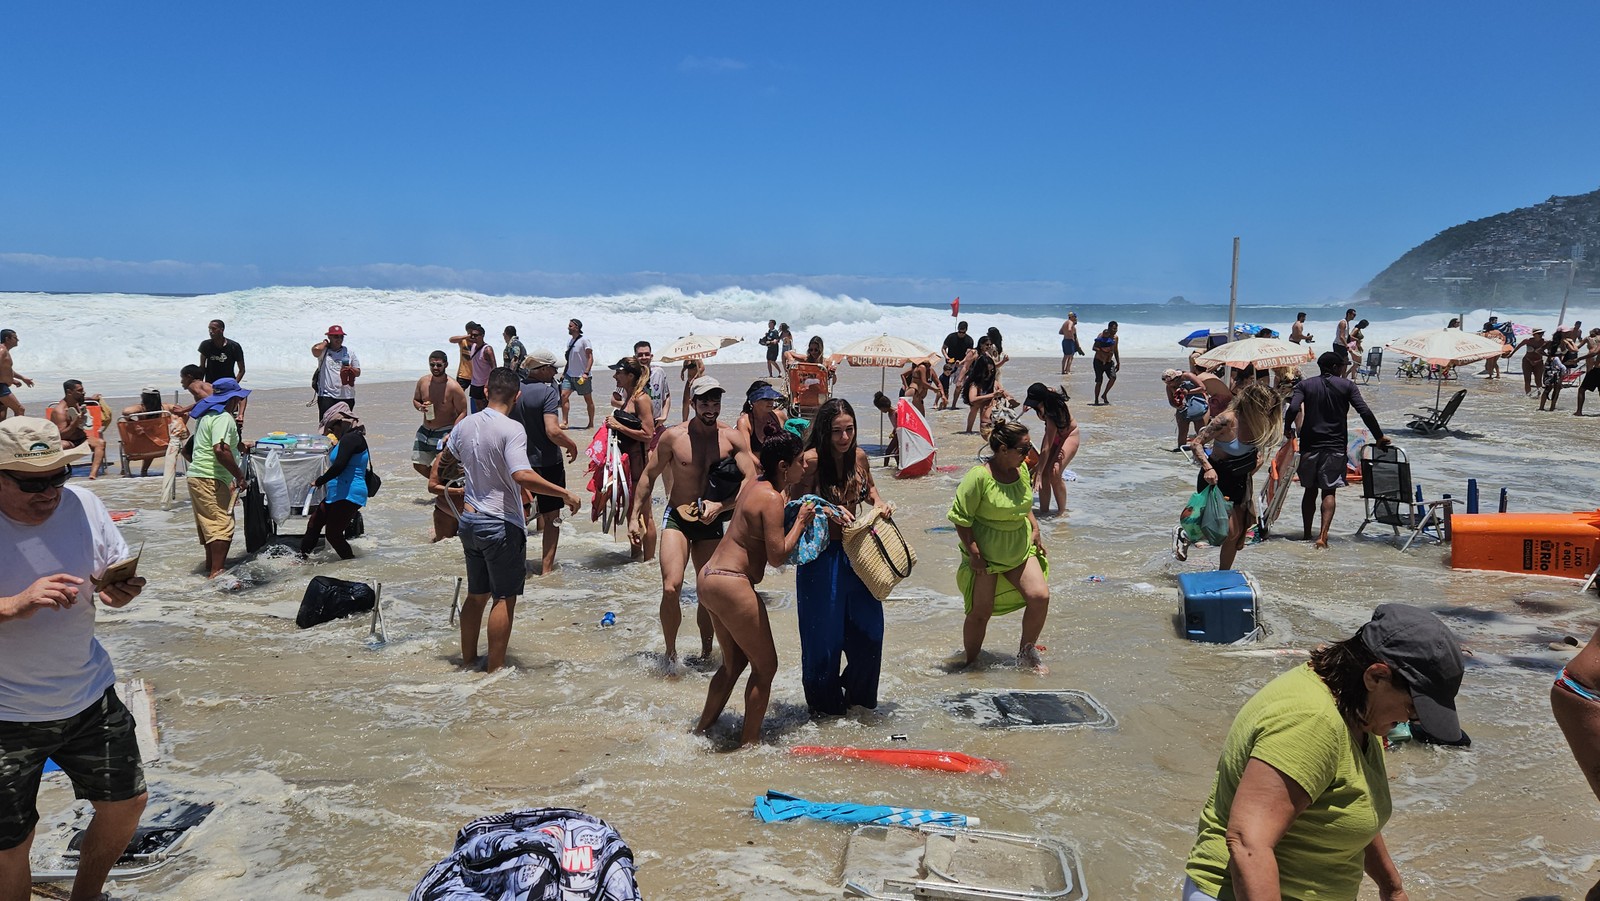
[962,352,1008,435]
[1023,383,1080,517]
[1184,604,1465,901]
[607,357,656,520]
[793,398,885,715]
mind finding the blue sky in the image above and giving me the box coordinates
[2,2,1597,305]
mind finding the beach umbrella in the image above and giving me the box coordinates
[752,791,977,829]
[658,334,742,362]
[829,334,937,443]
[1192,336,1313,371]
[829,334,936,367]
[1385,327,1507,407]
[1178,323,1264,350]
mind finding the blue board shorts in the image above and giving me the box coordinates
[1062,338,1079,356]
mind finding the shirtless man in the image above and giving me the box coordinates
[1508,329,1549,395]
[1333,308,1356,369]
[902,360,940,416]
[47,380,107,478]
[629,377,758,667]
[692,432,814,747]
[1289,312,1314,345]
[0,329,32,419]
[1058,312,1081,375]
[411,350,469,477]
[1575,329,1600,416]
[1091,321,1120,406]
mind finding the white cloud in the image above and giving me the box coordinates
[678,55,748,73]
[0,252,260,293]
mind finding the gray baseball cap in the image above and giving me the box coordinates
[1360,604,1464,742]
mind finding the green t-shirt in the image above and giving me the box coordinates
[1185,663,1391,901]
[187,412,240,485]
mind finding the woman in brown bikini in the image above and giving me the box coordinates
[692,431,818,748]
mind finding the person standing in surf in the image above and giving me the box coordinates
[1289,311,1314,345]
[198,319,245,384]
[793,398,886,716]
[1058,312,1082,375]
[628,377,758,668]
[1284,352,1389,548]
[760,319,782,377]
[1188,382,1283,571]
[1091,321,1120,405]
[449,323,496,414]
[411,350,468,478]
[0,330,33,420]
[949,419,1050,672]
[311,325,360,420]
[692,432,815,748]
[559,318,595,431]
[939,321,975,408]
[1023,383,1079,518]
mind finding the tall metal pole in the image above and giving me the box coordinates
[1556,258,1577,329]
[1227,237,1240,342]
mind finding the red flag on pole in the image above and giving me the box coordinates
[951,296,960,317]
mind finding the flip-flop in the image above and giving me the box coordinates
[1172,525,1189,562]
[674,503,703,522]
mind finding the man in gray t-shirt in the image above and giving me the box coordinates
[440,368,579,673]
[513,348,579,575]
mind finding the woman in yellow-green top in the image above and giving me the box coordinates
[947,419,1049,673]
[1183,604,1466,901]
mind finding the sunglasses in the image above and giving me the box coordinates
[3,467,70,493]
[429,362,446,368]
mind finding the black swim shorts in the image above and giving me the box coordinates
[0,687,146,850]
[663,505,725,543]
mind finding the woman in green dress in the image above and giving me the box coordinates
[947,419,1049,672]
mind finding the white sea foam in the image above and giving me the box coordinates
[4,286,1594,394]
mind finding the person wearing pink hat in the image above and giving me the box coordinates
[311,325,361,421]
[0,417,148,899]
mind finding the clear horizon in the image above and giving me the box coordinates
[3,2,1597,306]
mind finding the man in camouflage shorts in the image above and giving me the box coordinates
[0,418,148,900]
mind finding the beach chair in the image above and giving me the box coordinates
[1355,444,1449,550]
[1356,348,1383,383]
[1407,389,1466,434]
[116,411,179,476]
[788,363,831,418]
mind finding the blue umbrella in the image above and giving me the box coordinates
[753,790,977,828]
[1177,323,1265,350]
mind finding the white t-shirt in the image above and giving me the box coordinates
[564,335,593,380]
[645,363,670,420]
[0,486,127,721]
[449,408,532,531]
[317,345,360,400]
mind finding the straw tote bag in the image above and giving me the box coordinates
[841,507,917,600]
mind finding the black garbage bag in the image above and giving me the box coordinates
[296,575,375,629]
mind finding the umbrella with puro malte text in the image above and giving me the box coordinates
[1385,327,1507,408]
[658,334,742,362]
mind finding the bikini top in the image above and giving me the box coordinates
[1214,435,1253,457]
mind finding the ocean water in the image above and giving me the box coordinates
[5,286,1596,396]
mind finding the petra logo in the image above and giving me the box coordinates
[561,845,595,872]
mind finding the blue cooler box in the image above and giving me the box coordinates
[1178,570,1259,643]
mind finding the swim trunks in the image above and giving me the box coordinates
[561,375,593,396]
[1296,449,1348,491]
[413,425,452,465]
[0,385,10,398]
[662,504,725,543]
[1093,357,1118,378]
[1581,368,1600,392]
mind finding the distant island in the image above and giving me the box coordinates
[1166,295,1191,305]
[1363,186,1599,308]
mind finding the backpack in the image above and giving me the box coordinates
[410,808,639,901]
[296,575,376,629]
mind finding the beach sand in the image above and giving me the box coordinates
[27,355,1600,898]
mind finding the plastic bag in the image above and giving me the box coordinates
[261,449,292,525]
[1180,485,1232,546]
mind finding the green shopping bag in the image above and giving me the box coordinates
[1180,485,1232,546]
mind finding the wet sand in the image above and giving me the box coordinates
[29,356,1600,899]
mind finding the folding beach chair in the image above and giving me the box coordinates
[1356,348,1383,384]
[788,363,831,419]
[1355,444,1449,550]
[1407,389,1466,434]
[116,410,180,476]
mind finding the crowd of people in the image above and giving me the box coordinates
[1,306,1598,900]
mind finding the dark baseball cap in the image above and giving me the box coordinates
[1360,604,1464,742]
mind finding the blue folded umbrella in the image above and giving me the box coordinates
[753,790,976,828]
